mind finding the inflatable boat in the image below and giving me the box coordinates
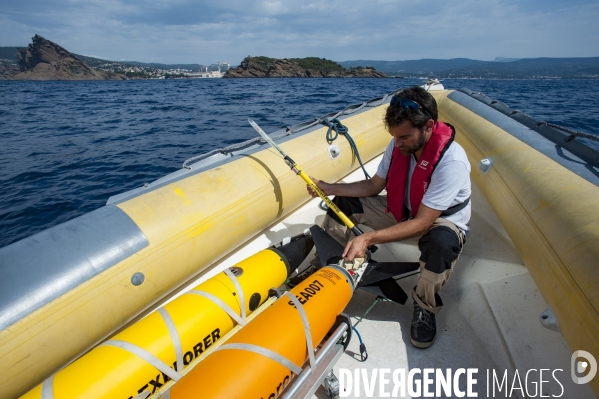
[0,92,392,399]
[1,83,598,398]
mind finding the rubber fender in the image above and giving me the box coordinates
[169,265,354,399]
[21,247,293,399]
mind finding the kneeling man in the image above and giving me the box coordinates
[306,86,471,348]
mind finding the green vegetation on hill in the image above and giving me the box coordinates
[349,66,375,70]
[250,56,276,70]
[228,56,385,78]
[0,47,19,63]
[289,57,344,73]
[248,56,344,73]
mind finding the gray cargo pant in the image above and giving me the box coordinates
[321,195,465,314]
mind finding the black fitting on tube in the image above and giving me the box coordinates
[270,233,315,277]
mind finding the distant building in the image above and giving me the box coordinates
[207,62,230,72]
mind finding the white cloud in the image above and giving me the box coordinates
[0,0,597,64]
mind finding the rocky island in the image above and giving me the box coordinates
[0,38,387,81]
[0,35,123,81]
[225,56,387,78]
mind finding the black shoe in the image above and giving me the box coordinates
[410,301,436,348]
[287,264,319,288]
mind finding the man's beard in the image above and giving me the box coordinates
[399,129,426,156]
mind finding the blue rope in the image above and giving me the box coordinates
[318,118,372,212]
[351,325,368,362]
[322,118,371,180]
[352,326,363,344]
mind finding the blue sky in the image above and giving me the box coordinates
[1,0,598,65]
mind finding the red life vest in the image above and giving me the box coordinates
[386,121,455,221]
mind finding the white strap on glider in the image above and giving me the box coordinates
[186,290,246,326]
[157,307,184,373]
[41,374,55,399]
[224,268,247,321]
[284,291,316,372]
[215,343,302,375]
[100,340,182,382]
[185,267,248,326]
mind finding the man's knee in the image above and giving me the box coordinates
[326,196,363,225]
[418,226,462,274]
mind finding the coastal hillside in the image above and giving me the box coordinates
[339,58,489,76]
[0,46,19,63]
[225,56,387,78]
[0,41,217,79]
[1,47,208,73]
[339,57,599,78]
[4,39,597,80]
[438,57,599,79]
[0,35,123,81]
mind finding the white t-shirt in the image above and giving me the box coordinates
[376,139,471,233]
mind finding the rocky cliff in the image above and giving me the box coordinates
[225,56,387,78]
[0,63,19,80]
[3,35,123,81]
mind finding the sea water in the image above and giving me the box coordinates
[0,78,598,248]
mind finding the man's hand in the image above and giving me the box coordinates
[306,177,331,198]
[342,233,373,261]
[341,204,442,261]
[307,175,386,199]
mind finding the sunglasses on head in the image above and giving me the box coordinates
[390,97,433,120]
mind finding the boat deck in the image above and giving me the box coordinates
[165,154,595,398]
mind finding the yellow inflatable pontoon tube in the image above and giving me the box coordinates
[1,104,390,399]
